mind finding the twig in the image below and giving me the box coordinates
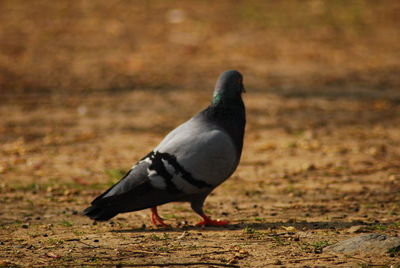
[76,262,240,267]
[65,238,171,255]
[345,255,370,263]
[122,249,169,256]
[287,256,336,263]
[65,238,99,248]
[190,250,233,256]
[345,256,386,266]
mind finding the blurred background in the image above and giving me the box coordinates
[1,0,399,97]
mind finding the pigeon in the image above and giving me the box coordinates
[83,70,246,227]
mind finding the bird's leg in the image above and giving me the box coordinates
[191,196,228,226]
[196,214,229,227]
[150,207,169,228]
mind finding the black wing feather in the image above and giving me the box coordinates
[83,154,182,221]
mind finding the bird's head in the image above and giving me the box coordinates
[212,70,245,105]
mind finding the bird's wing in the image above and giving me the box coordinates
[84,158,181,220]
[152,115,239,192]
[84,115,238,220]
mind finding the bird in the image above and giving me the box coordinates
[83,70,246,227]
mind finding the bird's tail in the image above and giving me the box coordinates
[83,205,118,221]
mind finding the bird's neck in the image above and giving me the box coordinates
[211,92,223,106]
[205,97,246,158]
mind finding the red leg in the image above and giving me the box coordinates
[196,214,229,227]
[150,207,170,228]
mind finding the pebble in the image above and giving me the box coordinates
[324,233,400,254]
[388,174,399,182]
[346,225,367,234]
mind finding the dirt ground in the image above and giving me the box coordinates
[1,86,400,267]
[1,1,400,267]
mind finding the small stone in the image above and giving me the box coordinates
[388,174,400,182]
[274,259,283,265]
[63,190,71,196]
[324,233,400,254]
[46,252,60,258]
[347,225,367,234]
[302,163,316,171]
[282,226,296,232]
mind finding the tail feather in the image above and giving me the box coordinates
[83,205,118,221]
[83,181,181,222]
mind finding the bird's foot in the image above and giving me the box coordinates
[196,215,228,227]
[151,207,170,228]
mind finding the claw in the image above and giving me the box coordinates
[196,215,229,227]
[151,207,170,228]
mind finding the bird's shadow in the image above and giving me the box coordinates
[111,220,373,233]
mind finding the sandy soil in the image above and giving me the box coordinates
[1,87,400,267]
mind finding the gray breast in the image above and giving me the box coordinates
[154,117,238,191]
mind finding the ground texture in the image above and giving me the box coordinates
[1,1,400,267]
[1,88,400,267]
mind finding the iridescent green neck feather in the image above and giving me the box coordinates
[212,92,222,105]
